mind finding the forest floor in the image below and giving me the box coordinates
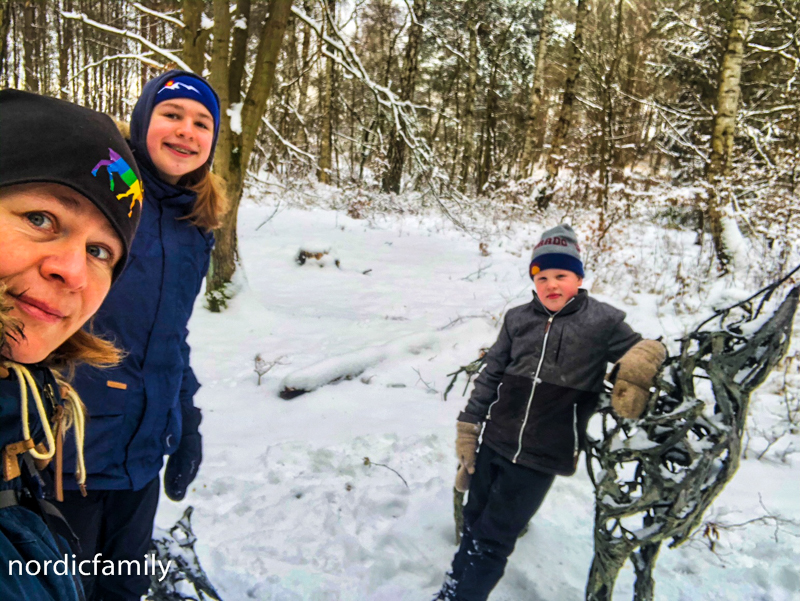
[156,188,800,601]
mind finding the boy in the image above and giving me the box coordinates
[434,224,665,601]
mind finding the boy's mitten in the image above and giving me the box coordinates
[455,465,471,493]
[455,420,481,493]
[456,420,481,472]
[610,340,667,419]
[164,406,203,501]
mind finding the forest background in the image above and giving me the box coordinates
[2,0,798,304]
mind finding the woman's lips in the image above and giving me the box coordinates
[15,295,64,324]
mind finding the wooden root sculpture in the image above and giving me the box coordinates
[585,282,799,601]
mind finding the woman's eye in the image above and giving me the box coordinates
[26,212,54,229]
[87,245,111,261]
[196,121,209,130]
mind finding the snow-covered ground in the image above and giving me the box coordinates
[157,194,800,601]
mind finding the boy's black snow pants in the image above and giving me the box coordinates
[441,444,554,601]
[55,477,160,601]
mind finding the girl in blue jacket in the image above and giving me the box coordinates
[0,90,142,600]
[57,71,227,601]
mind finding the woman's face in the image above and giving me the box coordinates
[0,183,122,364]
[146,98,214,184]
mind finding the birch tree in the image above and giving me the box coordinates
[705,0,754,273]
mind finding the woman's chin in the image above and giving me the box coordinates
[3,339,52,365]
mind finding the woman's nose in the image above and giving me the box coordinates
[41,243,88,290]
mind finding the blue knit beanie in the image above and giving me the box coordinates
[130,70,221,170]
[530,224,584,279]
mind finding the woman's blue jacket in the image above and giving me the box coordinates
[1,366,82,600]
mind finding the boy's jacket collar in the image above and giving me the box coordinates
[531,288,588,316]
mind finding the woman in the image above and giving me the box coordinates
[0,90,142,600]
[57,70,228,601]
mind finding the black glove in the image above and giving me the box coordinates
[164,406,202,502]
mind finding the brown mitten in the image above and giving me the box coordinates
[455,465,471,493]
[611,340,666,419]
[455,421,481,474]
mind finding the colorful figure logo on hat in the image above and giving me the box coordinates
[92,149,143,217]
[158,80,200,95]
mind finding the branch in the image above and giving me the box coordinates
[132,2,185,29]
[61,11,192,72]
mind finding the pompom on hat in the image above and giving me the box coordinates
[0,89,142,282]
[529,224,584,279]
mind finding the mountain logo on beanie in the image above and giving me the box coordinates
[92,148,144,218]
[159,80,200,95]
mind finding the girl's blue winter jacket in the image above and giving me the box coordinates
[1,366,82,600]
[64,162,213,491]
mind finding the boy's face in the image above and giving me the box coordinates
[146,98,214,184]
[533,268,583,312]
[0,183,121,363]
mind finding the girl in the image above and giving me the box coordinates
[56,70,227,601]
[0,89,142,600]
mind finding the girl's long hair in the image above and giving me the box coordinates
[181,163,229,231]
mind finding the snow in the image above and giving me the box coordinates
[155,193,800,600]
[226,102,243,135]
[200,14,214,30]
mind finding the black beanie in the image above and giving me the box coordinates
[0,89,142,281]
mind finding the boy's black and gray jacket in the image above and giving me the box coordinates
[459,290,641,476]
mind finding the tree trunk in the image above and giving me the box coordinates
[538,0,589,210]
[229,0,251,103]
[182,0,209,74]
[1,0,13,77]
[381,0,428,194]
[318,0,335,184]
[519,0,553,177]
[705,0,754,273]
[22,0,38,92]
[459,12,479,190]
[207,0,294,299]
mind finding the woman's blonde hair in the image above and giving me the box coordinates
[181,163,229,231]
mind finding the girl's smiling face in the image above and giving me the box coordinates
[0,183,122,364]
[146,98,214,184]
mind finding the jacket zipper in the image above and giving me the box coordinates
[512,296,575,464]
[487,383,502,420]
[513,314,554,463]
[572,403,579,459]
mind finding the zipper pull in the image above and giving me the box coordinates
[544,315,554,334]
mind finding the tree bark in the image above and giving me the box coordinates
[207,0,294,297]
[182,0,209,74]
[705,0,754,273]
[229,0,251,103]
[519,0,553,177]
[538,0,589,210]
[381,0,428,194]
[1,0,13,78]
[22,0,39,92]
[318,0,335,184]
[459,11,479,190]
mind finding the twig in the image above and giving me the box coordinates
[363,457,409,488]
